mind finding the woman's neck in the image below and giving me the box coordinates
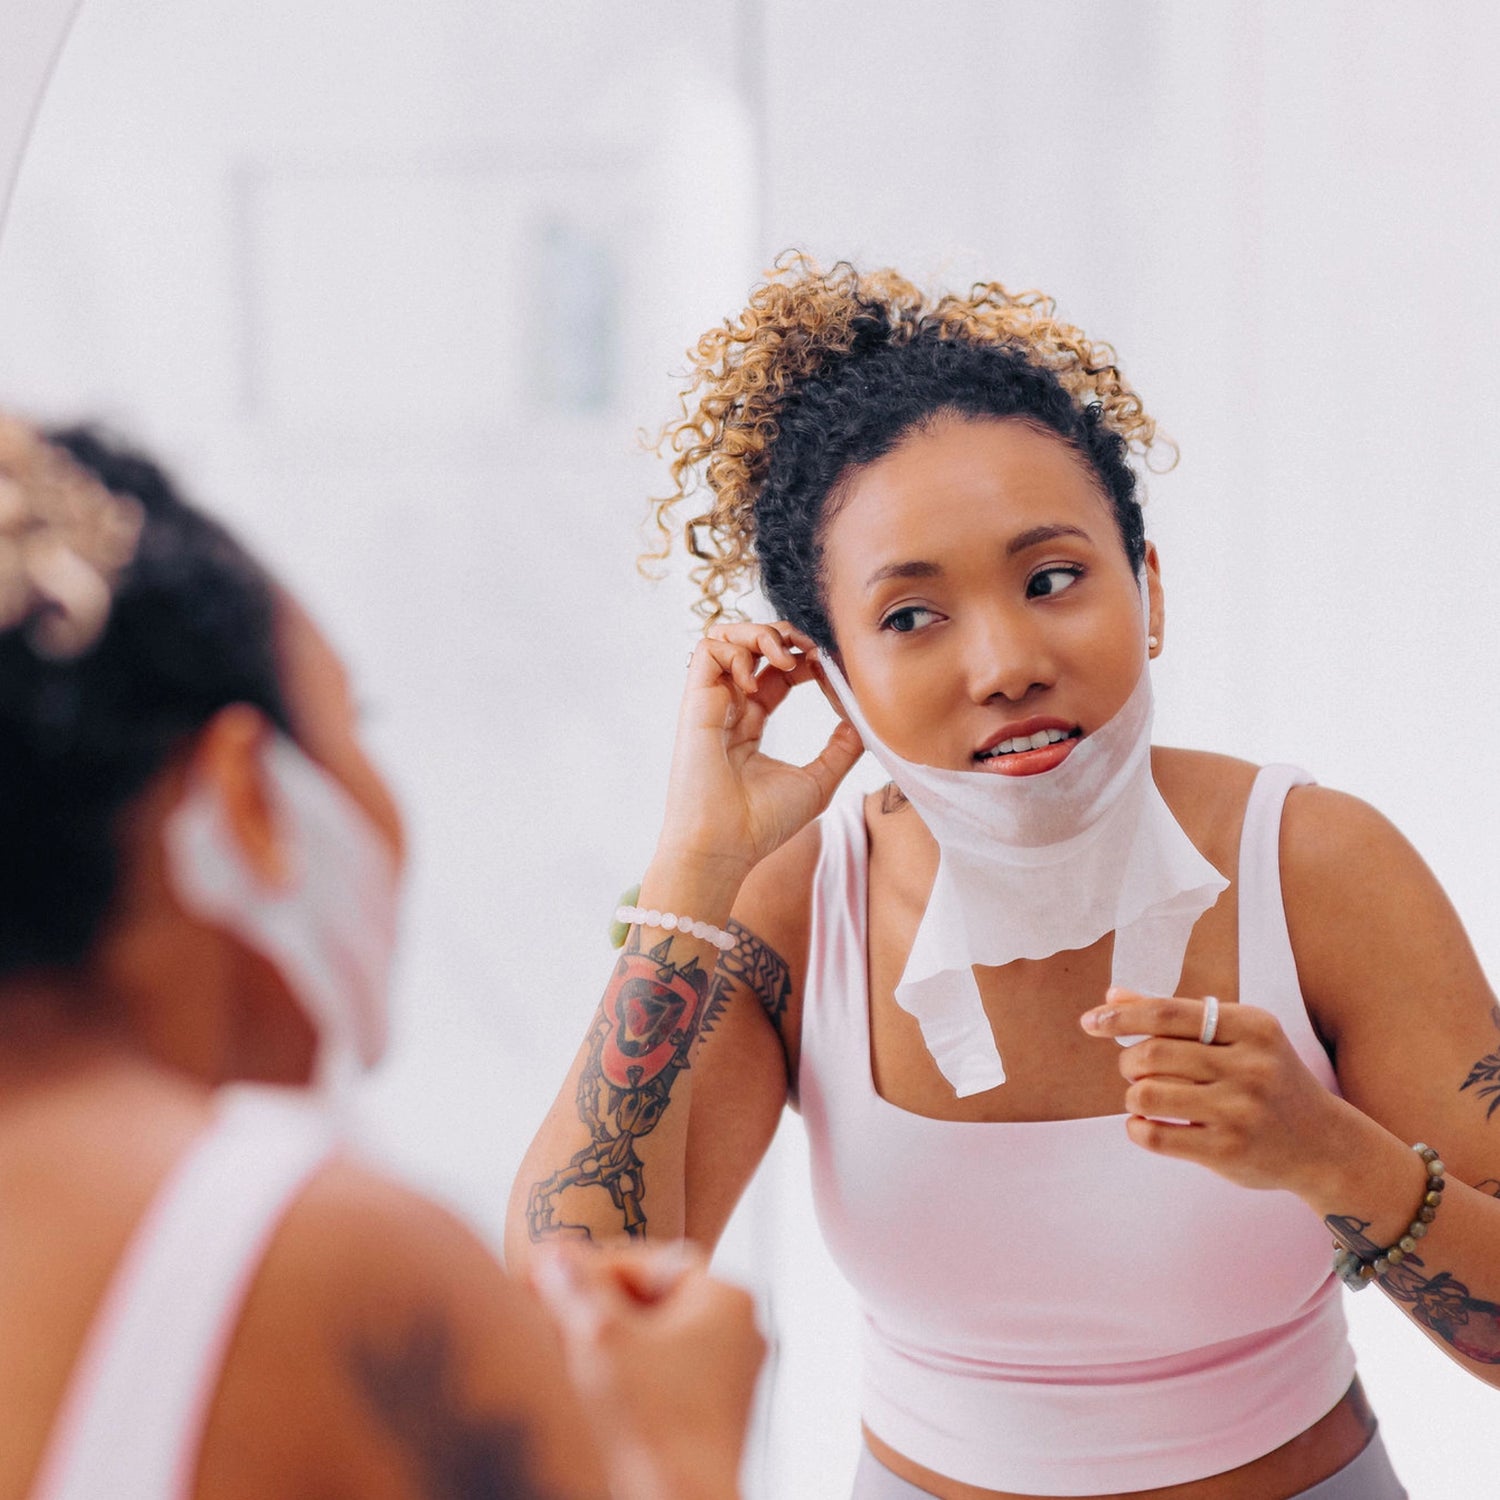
[0,975,151,1099]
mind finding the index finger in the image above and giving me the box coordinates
[1080,990,1226,1044]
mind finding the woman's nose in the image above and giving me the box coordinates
[962,607,1055,704]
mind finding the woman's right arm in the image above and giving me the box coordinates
[503,624,862,1263]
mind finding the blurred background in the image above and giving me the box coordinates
[1,3,1497,1495]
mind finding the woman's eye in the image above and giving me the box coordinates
[881,605,938,634]
[1027,566,1082,599]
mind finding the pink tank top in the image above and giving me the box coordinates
[799,764,1356,1495]
[26,1086,337,1500]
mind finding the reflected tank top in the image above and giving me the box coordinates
[798,764,1356,1495]
[27,1086,337,1500]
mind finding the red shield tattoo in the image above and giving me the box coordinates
[601,963,702,1088]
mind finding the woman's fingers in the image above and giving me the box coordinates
[700,637,760,696]
[704,619,814,671]
[1080,989,1238,1046]
[688,630,824,733]
[1115,1035,1220,1084]
[1123,1076,1218,1122]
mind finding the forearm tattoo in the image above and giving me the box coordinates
[350,1315,557,1499]
[1326,1215,1500,1363]
[527,921,793,1243]
[1459,1003,1500,1122]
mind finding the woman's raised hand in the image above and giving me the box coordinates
[655,621,863,880]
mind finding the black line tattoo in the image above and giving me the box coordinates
[350,1315,557,1499]
[527,921,795,1243]
[1326,1215,1500,1364]
[1459,1003,1500,1122]
[879,781,909,814]
[701,919,793,1034]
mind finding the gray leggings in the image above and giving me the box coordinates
[850,1429,1407,1499]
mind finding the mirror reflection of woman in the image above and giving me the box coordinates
[0,419,763,1500]
[510,257,1500,1500]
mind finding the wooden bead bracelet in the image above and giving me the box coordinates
[1333,1142,1445,1292]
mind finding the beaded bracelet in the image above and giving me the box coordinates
[1332,1142,1446,1292]
[613,903,736,952]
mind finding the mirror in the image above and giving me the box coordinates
[4,5,1497,1496]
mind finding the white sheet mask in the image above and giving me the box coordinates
[818,630,1227,1097]
[164,734,400,1101]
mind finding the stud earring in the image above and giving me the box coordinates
[1148,634,1160,650]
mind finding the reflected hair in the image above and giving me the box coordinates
[648,253,1170,649]
[0,423,290,979]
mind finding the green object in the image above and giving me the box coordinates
[608,882,642,948]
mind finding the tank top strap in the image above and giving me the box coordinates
[29,1086,339,1500]
[799,789,874,1105]
[1235,764,1338,1089]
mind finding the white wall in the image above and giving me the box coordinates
[2,4,1497,1496]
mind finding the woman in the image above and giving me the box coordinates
[508,257,1500,1499]
[0,416,763,1500]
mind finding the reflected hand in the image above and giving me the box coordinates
[532,1241,764,1500]
[657,620,863,877]
[1081,988,1349,1198]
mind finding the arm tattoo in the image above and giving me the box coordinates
[527,921,794,1244]
[350,1314,558,1499]
[1459,1003,1500,1122]
[701,919,793,1034]
[879,781,908,814]
[1326,1215,1500,1364]
[528,929,709,1243]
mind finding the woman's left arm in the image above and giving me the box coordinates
[1084,785,1500,1386]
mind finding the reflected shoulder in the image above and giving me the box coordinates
[204,1158,605,1500]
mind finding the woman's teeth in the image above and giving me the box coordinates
[977,728,1076,760]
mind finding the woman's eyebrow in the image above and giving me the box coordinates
[1006,523,1091,555]
[864,559,942,592]
[864,524,1093,591]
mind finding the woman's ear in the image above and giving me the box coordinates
[185,705,289,887]
[1143,543,1165,657]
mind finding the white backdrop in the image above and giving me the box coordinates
[1,5,1496,1497]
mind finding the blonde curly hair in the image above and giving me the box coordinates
[649,252,1170,638]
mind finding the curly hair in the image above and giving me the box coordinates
[650,253,1171,648]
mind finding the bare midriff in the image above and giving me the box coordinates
[861,1378,1376,1500]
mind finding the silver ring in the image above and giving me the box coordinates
[1198,994,1220,1046]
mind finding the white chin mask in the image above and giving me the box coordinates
[818,625,1227,1098]
[164,734,400,1102]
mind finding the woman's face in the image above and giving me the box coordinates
[820,415,1162,773]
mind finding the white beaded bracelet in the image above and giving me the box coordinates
[614,904,737,953]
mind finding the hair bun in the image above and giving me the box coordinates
[0,416,144,660]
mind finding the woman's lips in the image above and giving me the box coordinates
[972,722,1082,777]
[974,735,1080,776]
